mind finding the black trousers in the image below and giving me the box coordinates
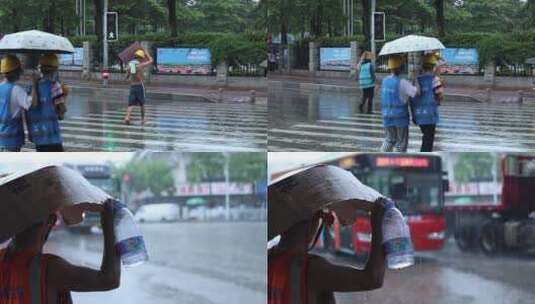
[360,87,375,113]
[419,124,436,152]
[36,143,64,152]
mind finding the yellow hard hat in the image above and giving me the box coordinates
[39,54,59,67]
[388,55,402,69]
[135,50,145,58]
[423,53,438,66]
[0,55,21,74]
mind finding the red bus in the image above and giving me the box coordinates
[320,153,448,255]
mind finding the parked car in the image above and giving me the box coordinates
[134,203,180,223]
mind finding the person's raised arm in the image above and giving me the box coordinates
[138,52,154,69]
[308,200,386,293]
[47,199,121,292]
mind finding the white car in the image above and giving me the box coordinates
[134,203,180,223]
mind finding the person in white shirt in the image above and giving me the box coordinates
[380,55,419,152]
[0,55,38,151]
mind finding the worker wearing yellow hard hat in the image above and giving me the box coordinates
[0,54,39,151]
[124,48,153,125]
[410,52,444,152]
[135,49,145,59]
[26,53,66,152]
[380,54,419,152]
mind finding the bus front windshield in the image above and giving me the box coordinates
[359,170,443,215]
[86,177,114,194]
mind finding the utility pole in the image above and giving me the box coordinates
[77,0,86,36]
[371,0,376,62]
[103,0,109,73]
[343,0,354,36]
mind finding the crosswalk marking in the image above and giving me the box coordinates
[67,116,267,133]
[100,110,267,123]
[21,102,267,152]
[269,101,535,152]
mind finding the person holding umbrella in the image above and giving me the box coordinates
[356,51,376,114]
[410,53,443,152]
[0,54,39,152]
[26,54,66,152]
[380,55,419,152]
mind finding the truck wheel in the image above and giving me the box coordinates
[480,222,503,256]
[454,227,475,252]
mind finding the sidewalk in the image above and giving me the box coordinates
[269,73,535,103]
[62,77,268,104]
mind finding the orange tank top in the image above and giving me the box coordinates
[268,249,308,304]
[0,249,71,304]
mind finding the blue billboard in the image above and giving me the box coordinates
[320,47,351,71]
[156,48,212,75]
[59,47,84,67]
[439,48,480,75]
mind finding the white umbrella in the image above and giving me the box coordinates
[0,30,75,54]
[379,35,445,56]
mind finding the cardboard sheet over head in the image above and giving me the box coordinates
[0,165,111,243]
[268,165,383,241]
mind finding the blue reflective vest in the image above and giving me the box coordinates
[359,62,375,89]
[0,82,24,150]
[26,79,62,146]
[381,75,409,127]
[411,74,439,125]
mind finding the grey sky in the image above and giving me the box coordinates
[0,152,133,175]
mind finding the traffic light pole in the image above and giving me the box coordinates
[103,0,109,75]
[371,0,376,63]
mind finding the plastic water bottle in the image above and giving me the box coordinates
[382,199,414,269]
[113,202,149,267]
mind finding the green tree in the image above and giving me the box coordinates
[454,152,495,183]
[187,152,266,183]
[115,159,176,198]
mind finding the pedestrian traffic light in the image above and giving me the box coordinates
[374,12,385,42]
[106,12,118,41]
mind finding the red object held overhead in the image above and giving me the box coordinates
[118,41,145,64]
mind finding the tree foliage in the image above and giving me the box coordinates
[114,159,176,197]
[0,0,262,36]
[187,152,266,184]
[453,152,496,183]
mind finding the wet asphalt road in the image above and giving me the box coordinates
[44,222,266,304]
[268,86,535,152]
[327,238,535,304]
[22,92,267,152]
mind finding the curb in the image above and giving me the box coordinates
[70,85,215,103]
[269,80,482,103]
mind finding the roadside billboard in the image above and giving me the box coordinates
[319,47,351,71]
[439,48,480,75]
[59,47,83,70]
[156,48,212,75]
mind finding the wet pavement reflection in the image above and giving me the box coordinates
[326,239,535,304]
[23,92,267,152]
[44,222,266,304]
[269,87,535,151]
